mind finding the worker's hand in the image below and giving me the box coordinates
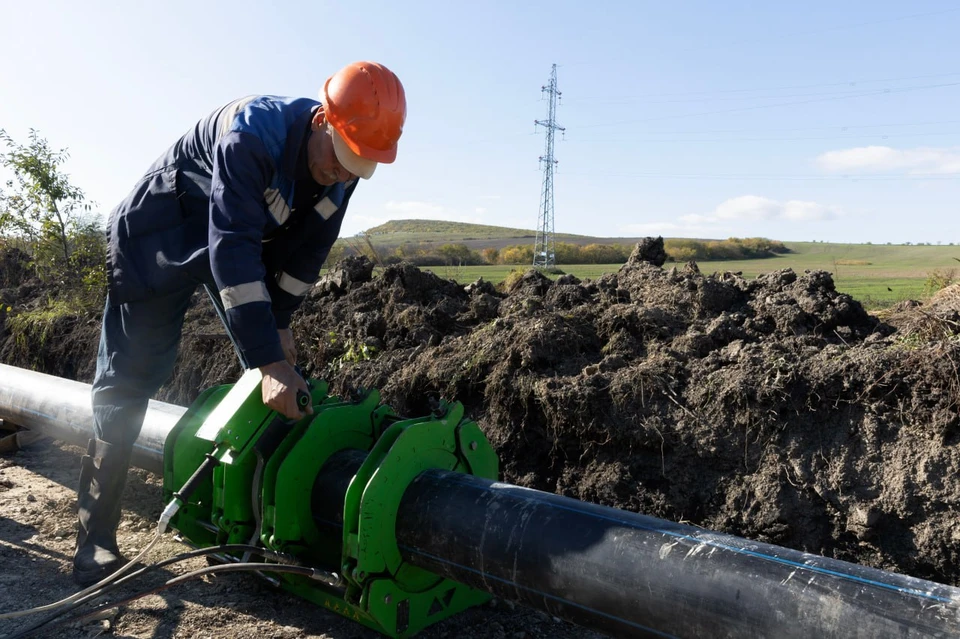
[278,328,297,365]
[259,360,313,420]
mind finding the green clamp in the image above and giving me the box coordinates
[263,389,390,557]
[340,400,499,636]
[163,375,501,638]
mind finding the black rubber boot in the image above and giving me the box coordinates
[73,438,129,587]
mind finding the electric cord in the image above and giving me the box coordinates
[4,394,323,635]
[4,544,308,639]
[15,562,342,638]
[1,454,219,622]
[0,529,163,621]
[242,451,266,563]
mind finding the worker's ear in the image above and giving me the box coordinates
[310,109,326,131]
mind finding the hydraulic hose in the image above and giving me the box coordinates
[0,530,164,621]
[11,562,340,638]
[6,544,308,639]
[0,451,219,622]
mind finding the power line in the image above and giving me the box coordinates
[458,119,960,147]
[561,8,960,63]
[569,130,960,144]
[563,71,960,103]
[616,119,960,136]
[560,171,960,181]
[590,85,956,106]
[676,7,960,54]
[577,81,960,128]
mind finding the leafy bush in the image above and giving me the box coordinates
[924,268,957,296]
[499,245,534,265]
[1,129,106,310]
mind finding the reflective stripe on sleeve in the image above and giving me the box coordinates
[277,272,313,297]
[220,281,271,310]
[265,188,292,224]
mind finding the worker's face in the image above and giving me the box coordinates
[307,114,355,185]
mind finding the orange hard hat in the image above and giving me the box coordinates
[322,61,406,166]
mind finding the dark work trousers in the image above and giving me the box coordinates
[90,285,248,456]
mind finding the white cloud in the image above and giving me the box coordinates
[621,221,712,235]
[707,195,840,222]
[712,195,781,221]
[385,200,449,218]
[620,195,840,237]
[343,213,391,236]
[379,200,483,224]
[341,201,459,237]
[816,146,960,174]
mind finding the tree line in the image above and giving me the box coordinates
[329,237,790,267]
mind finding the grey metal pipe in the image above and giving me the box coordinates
[0,363,182,474]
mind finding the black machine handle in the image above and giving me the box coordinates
[255,385,311,459]
[174,454,219,502]
[296,389,311,409]
[293,366,312,411]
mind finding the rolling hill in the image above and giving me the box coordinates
[356,219,647,251]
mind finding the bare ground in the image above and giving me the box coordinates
[1,240,959,637]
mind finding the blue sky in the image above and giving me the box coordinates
[1,1,958,244]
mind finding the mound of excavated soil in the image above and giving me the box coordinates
[292,249,958,584]
[1,239,960,637]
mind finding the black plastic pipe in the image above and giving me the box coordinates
[4,364,960,638]
[309,455,960,638]
[397,471,960,639]
[396,470,960,638]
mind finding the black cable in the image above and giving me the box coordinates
[576,80,960,128]
[6,544,302,639]
[562,71,960,103]
[34,563,337,637]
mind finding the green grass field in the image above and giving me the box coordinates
[415,242,959,309]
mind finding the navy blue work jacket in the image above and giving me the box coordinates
[106,96,356,368]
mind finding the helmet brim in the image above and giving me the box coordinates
[330,126,377,180]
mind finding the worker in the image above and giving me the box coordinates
[74,62,406,587]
